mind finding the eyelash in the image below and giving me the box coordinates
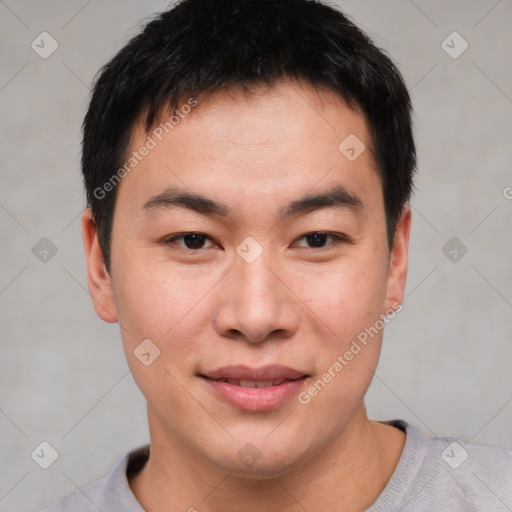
[161,231,350,251]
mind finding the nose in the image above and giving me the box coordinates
[212,251,300,344]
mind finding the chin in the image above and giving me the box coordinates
[206,432,313,479]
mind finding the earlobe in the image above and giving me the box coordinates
[385,205,411,313]
[82,208,118,323]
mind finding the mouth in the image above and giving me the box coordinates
[199,365,309,412]
[200,364,307,382]
[202,378,296,388]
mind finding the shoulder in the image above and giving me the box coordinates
[38,445,149,512]
[421,427,512,508]
[371,420,512,512]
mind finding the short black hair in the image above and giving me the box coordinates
[82,0,416,272]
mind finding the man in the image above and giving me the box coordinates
[42,0,512,510]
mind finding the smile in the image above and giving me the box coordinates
[207,378,290,388]
[200,365,309,412]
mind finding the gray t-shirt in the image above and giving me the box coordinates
[40,420,512,511]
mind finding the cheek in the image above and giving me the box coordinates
[294,255,389,343]
[294,255,388,414]
[111,259,219,365]
[111,267,212,411]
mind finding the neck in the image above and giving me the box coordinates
[129,405,405,512]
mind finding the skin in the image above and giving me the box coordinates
[83,79,411,511]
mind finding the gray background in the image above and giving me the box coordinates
[1,0,511,510]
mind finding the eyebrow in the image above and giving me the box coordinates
[142,185,364,219]
[280,186,363,218]
[143,187,230,216]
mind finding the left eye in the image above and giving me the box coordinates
[294,232,343,248]
[166,233,216,250]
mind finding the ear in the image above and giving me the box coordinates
[82,208,118,323]
[385,205,411,312]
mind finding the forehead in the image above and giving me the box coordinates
[118,80,381,217]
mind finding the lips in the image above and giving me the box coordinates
[201,364,306,382]
[200,365,308,412]
[219,379,286,388]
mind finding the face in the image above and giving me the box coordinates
[83,80,410,475]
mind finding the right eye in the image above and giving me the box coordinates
[163,232,217,250]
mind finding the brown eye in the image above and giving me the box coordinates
[305,233,330,247]
[166,233,215,250]
[294,232,341,248]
